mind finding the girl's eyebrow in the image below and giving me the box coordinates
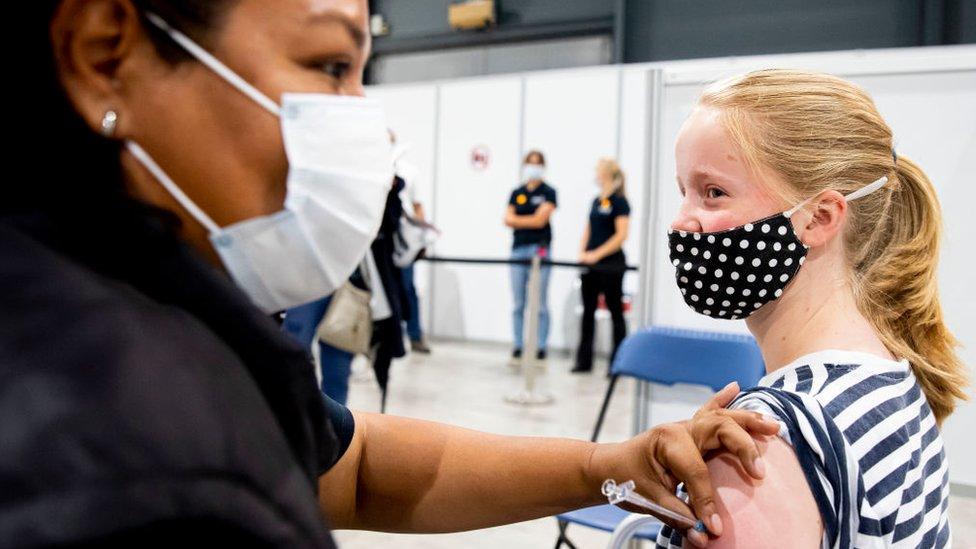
[692,166,740,187]
[678,166,737,192]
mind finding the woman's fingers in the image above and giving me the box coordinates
[722,409,781,436]
[656,427,723,536]
[689,411,775,480]
[639,403,782,543]
[687,528,710,548]
[701,381,740,412]
[620,484,709,548]
[714,418,766,479]
[642,480,714,545]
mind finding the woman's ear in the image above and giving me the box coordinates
[50,0,144,137]
[796,189,847,247]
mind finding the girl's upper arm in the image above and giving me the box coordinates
[692,435,823,549]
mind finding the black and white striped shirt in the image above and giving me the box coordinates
[655,350,950,548]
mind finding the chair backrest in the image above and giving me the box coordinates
[611,326,765,392]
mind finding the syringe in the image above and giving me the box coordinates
[602,479,708,534]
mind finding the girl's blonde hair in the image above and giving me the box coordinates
[699,69,966,423]
[597,157,626,198]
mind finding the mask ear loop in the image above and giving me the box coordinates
[843,176,888,202]
[783,196,814,219]
[125,141,222,235]
[143,12,281,117]
[784,176,889,218]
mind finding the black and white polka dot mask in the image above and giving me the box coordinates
[668,176,889,320]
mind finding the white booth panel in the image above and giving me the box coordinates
[618,68,652,302]
[858,69,976,487]
[430,77,523,342]
[522,68,621,350]
[367,84,439,215]
[367,84,439,333]
[648,80,751,335]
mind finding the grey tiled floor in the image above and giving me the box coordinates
[333,341,976,548]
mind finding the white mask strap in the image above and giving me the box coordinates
[785,176,889,218]
[125,141,221,234]
[843,176,889,202]
[144,12,281,117]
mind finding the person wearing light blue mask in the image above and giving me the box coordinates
[4,2,786,548]
[505,149,557,364]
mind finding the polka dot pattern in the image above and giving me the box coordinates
[668,213,808,320]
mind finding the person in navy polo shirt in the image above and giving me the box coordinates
[504,150,557,363]
[575,158,631,373]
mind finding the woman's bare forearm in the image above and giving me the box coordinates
[321,386,781,543]
[590,233,626,261]
[321,412,605,533]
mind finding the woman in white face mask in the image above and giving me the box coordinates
[505,150,557,363]
[3,1,780,547]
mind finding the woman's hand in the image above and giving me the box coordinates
[586,382,780,547]
[579,251,599,265]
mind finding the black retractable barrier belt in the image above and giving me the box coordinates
[418,255,638,273]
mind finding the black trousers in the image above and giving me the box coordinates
[575,268,627,370]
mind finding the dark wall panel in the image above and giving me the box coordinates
[369,0,975,78]
[952,0,976,43]
[374,0,615,39]
[623,0,922,62]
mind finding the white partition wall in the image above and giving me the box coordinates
[429,76,523,342]
[870,69,976,489]
[640,46,976,487]
[367,84,439,334]
[367,84,439,223]
[617,67,654,270]
[522,67,622,350]
[398,69,653,348]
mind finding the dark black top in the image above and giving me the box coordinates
[369,176,409,394]
[509,182,557,248]
[0,204,353,547]
[586,194,631,265]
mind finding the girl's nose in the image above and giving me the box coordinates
[671,203,703,233]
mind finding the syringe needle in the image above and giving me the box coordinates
[602,479,708,533]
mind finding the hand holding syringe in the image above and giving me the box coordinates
[602,479,708,534]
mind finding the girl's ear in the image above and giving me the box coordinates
[795,190,847,247]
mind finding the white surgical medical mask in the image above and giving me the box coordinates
[521,164,546,183]
[127,13,393,313]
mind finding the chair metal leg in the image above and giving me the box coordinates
[591,374,619,442]
[554,519,578,549]
[553,376,619,549]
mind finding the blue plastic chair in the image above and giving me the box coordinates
[553,326,766,549]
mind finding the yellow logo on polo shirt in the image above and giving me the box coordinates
[599,198,612,213]
[516,194,528,205]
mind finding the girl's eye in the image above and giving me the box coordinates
[318,61,351,79]
[706,187,727,199]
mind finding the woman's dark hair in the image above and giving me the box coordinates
[14,3,335,484]
[523,150,546,166]
[132,0,240,63]
[14,1,236,214]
